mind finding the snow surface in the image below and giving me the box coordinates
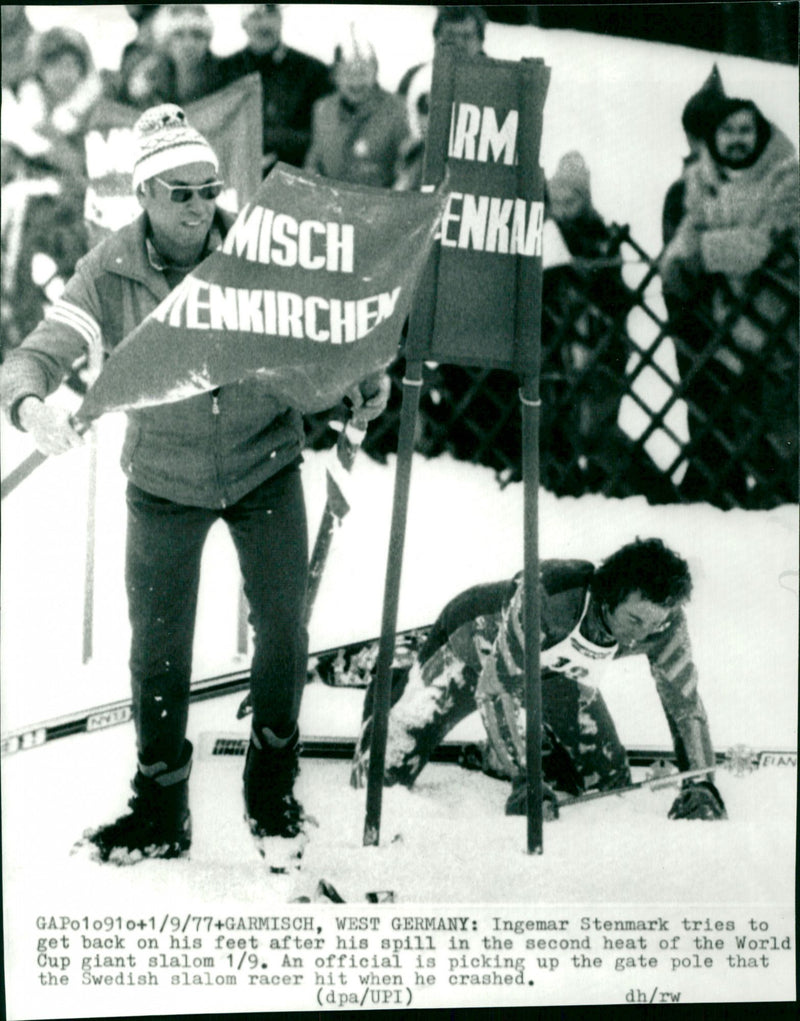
[2,7,798,1015]
[2,420,798,1013]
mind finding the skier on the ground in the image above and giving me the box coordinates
[0,103,389,865]
[352,538,727,821]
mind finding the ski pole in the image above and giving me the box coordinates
[1,406,93,500]
[0,448,47,500]
[305,416,368,618]
[557,749,756,808]
[558,765,715,807]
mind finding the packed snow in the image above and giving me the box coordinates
[2,6,797,1016]
[2,422,797,1014]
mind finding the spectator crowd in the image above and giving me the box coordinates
[1,4,797,509]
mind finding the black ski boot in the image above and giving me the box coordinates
[243,725,305,843]
[79,741,193,865]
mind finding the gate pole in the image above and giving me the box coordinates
[363,359,424,846]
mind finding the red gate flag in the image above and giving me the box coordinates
[78,164,447,421]
[83,75,263,242]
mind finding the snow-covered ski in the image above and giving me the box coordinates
[4,705,795,775]
[201,733,796,771]
[0,626,432,756]
[3,624,796,774]
[235,623,430,717]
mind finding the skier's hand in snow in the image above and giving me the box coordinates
[345,372,391,427]
[668,779,727,821]
[17,397,84,455]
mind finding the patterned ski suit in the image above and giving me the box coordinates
[381,561,714,793]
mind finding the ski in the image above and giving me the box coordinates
[198,732,796,771]
[3,699,796,775]
[0,626,433,757]
[3,622,796,776]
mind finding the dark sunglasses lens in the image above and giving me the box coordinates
[168,183,222,202]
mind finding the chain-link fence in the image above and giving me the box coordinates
[306,228,799,510]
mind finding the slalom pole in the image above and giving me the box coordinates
[80,340,104,664]
[362,360,423,846]
[0,449,48,501]
[515,59,548,855]
[79,338,104,665]
[81,427,99,663]
[236,584,249,657]
[1,400,95,502]
[520,379,543,854]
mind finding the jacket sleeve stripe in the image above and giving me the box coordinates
[44,300,102,350]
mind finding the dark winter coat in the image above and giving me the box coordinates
[304,87,410,189]
[216,44,332,168]
[0,210,304,509]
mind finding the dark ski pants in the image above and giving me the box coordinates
[125,463,308,768]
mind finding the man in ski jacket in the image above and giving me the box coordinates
[304,31,409,190]
[216,3,332,173]
[0,103,388,865]
[352,538,725,821]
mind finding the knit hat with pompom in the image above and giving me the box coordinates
[131,104,218,190]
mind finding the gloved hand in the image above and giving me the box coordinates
[17,398,84,455]
[505,775,559,821]
[344,371,391,426]
[668,779,727,821]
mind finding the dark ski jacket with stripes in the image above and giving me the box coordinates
[457,561,715,773]
[0,210,305,508]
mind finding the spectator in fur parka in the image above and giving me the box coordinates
[661,97,797,313]
[660,95,799,506]
[661,64,728,249]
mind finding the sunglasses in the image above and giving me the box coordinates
[153,177,224,203]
